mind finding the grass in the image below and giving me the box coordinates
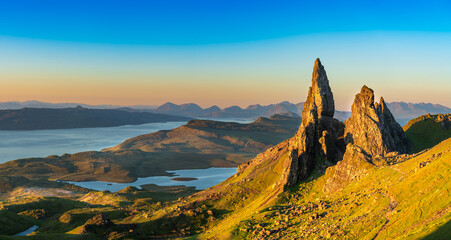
[403,114,451,153]
[235,138,451,239]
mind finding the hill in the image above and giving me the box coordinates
[107,113,301,153]
[403,113,451,153]
[0,106,190,130]
[0,114,301,183]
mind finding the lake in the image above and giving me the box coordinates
[0,121,187,163]
[63,167,238,191]
[0,118,254,164]
[14,225,38,236]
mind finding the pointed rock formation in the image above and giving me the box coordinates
[282,59,345,187]
[344,86,408,156]
[302,58,335,121]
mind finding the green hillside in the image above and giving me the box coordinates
[235,138,451,239]
[403,113,451,153]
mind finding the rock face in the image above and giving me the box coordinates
[282,59,345,187]
[344,86,408,156]
[323,143,374,193]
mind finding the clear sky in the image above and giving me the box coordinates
[0,0,450,110]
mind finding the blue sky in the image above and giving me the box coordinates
[0,0,450,109]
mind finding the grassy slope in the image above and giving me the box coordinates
[0,185,198,238]
[403,114,451,153]
[120,140,292,239]
[236,138,451,239]
[0,197,87,235]
[3,139,448,239]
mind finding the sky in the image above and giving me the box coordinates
[0,0,450,110]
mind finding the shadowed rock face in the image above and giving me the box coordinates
[344,86,408,156]
[283,59,345,187]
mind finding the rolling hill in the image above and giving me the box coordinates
[403,113,451,153]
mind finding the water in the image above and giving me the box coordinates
[14,225,38,236]
[0,118,254,164]
[63,167,238,192]
[0,121,187,163]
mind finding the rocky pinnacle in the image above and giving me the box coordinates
[281,59,345,187]
[302,58,335,126]
[279,60,409,189]
[344,85,408,156]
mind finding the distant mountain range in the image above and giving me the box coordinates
[1,100,449,126]
[0,106,190,130]
[148,101,450,125]
[0,100,158,110]
[386,102,451,125]
[150,101,352,122]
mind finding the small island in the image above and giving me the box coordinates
[170,177,198,181]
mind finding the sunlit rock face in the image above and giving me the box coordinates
[282,59,345,187]
[344,86,408,156]
[280,60,409,188]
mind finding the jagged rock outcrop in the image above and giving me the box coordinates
[344,86,408,156]
[323,143,374,193]
[282,59,345,187]
[322,86,410,193]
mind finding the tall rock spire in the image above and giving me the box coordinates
[344,86,408,156]
[280,59,345,187]
[302,58,335,125]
